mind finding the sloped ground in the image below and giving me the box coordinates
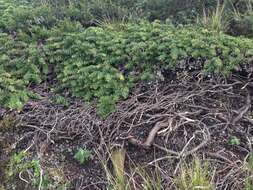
[0,70,253,189]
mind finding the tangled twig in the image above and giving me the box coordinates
[11,74,253,190]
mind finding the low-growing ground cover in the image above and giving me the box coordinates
[1,21,252,116]
[0,0,253,189]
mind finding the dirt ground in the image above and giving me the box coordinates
[0,70,253,190]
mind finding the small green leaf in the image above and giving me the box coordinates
[228,136,240,145]
[74,148,91,165]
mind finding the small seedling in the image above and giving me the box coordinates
[74,148,91,165]
[229,136,240,145]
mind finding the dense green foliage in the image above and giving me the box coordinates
[0,29,46,110]
[44,22,252,116]
[0,0,253,117]
[0,0,217,30]
[0,72,29,110]
[128,0,217,23]
[0,0,132,33]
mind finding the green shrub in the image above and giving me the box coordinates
[122,0,218,24]
[0,32,45,109]
[0,0,57,33]
[0,0,219,31]
[0,33,46,83]
[0,1,252,116]
[0,30,45,110]
[0,72,29,110]
[43,21,253,116]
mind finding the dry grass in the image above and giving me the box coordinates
[97,147,164,190]
[175,157,214,190]
[200,0,229,33]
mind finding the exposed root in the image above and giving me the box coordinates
[127,119,169,148]
[231,91,251,125]
[6,73,252,189]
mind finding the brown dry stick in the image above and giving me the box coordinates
[128,120,168,149]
